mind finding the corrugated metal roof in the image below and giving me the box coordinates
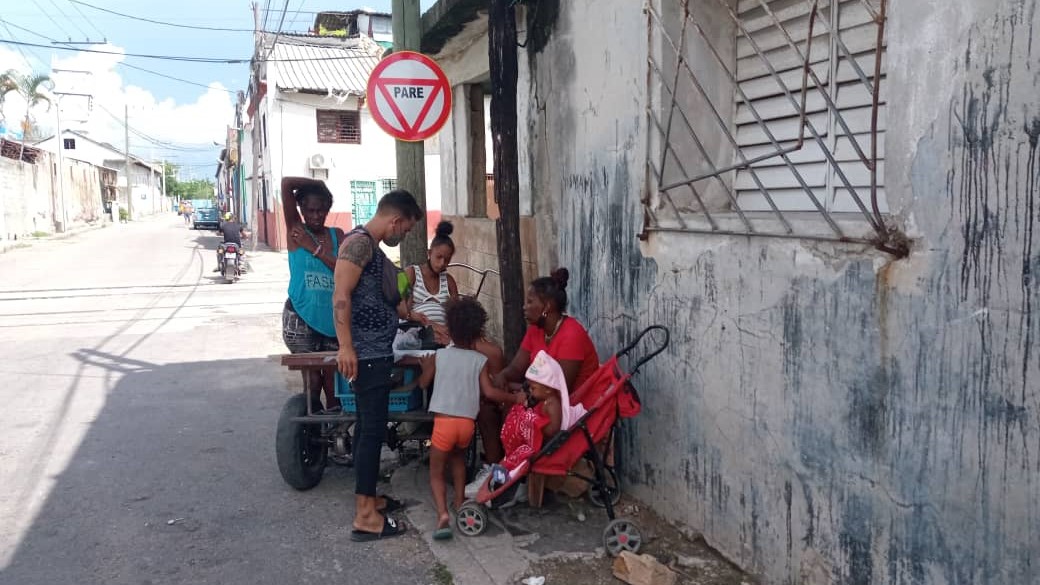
[272,41,381,95]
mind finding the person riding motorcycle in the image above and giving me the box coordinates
[215,214,249,273]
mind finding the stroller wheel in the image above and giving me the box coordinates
[603,518,642,557]
[456,503,488,537]
[588,466,622,508]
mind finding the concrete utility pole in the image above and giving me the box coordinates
[488,0,524,357]
[392,0,428,267]
[124,104,132,220]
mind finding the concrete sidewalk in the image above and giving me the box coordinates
[390,459,750,585]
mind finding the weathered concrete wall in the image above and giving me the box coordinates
[1,157,54,240]
[1,153,106,243]
[444,214,539,344]
[524,1,1040,584]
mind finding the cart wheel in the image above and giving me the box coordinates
[455,503,488,537]
[588,466,622,508]
[275,393,327,490]
[603,518,642,557]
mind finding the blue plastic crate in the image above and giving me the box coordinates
[334,370,422,413]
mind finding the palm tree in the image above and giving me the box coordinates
[0,69,18,131]
[0,70,54,161]
[15,72,54,161]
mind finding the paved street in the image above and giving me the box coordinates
[0,216,436,585]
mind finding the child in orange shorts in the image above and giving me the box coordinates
[417,298,524,539]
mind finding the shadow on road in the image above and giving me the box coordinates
[1,353,435,585]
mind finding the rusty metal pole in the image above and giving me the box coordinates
[488,0,524,357]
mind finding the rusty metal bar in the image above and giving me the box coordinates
[656,0,691,186]
[648,55,787,233]
[647,4,803,232]
[646,105,721,230]
[644,225,873,245]
[792,0,878,96]
[686,3,846,239]
[747,0,874,175]
[647,157,698,231]
[869,0,886,225]
[718,0,882,233]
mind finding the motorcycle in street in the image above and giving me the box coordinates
[218,242,243,283]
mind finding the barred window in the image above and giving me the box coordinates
[644,0,905,255]
[316,110,361,144]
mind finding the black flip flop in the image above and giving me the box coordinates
[350,515,406,542]
[379,495,406,514]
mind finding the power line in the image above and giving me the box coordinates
[96,103,218,153]
[263,0,293,62]
[63,0,108,39]
[0,38,378,63]
[27,0,74,41]
[44,0,91,39]
[119,62,237,94]
[68,0,257,33]
[0,19,49,68]
[0,19,237,94]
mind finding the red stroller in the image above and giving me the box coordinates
[455,326,669,556]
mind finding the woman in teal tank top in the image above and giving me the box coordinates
[281,177,346,410]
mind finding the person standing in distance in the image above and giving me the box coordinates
[333,189,423,541]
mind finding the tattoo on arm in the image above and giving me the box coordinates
[334,300,349,327]
[338,235,373,267]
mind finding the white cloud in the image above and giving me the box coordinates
[36,43,234,153]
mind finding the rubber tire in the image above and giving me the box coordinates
[276,393,327,490]
[603,518,643,557]
[223,258,236,283]
[588,465,623,508]
[456,503,488,537]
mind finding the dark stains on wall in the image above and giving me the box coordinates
[838,495,875,585]
[846,364,894,458]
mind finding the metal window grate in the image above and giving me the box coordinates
[316,110,362,144]
[642,0,907,256]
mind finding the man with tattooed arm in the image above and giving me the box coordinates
[333,190,423,541]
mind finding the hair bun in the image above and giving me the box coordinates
[435,220,454,238]
[550,267,569,290]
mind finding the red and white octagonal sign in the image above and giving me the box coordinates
[366,51,452,142]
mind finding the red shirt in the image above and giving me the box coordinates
[520,317,600,391]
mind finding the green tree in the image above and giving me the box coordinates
[164,162,215,201]
[0,70,54,160]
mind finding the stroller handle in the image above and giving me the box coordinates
[618,325,670,373]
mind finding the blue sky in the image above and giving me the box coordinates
[0,1,437,180]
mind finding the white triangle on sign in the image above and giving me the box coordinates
[386,84,432,129]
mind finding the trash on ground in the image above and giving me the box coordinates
[521,576,546,585]
[612,551,677,585]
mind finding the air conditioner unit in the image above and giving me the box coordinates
[308,153,327,170]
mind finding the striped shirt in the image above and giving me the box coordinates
[411,265,450,325]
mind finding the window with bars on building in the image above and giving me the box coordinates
[379,178,397,195]
[734,0,886,213]
[63,138,76,150]
[644,0,902,253]
[316,110,362,144]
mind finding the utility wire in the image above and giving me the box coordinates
[27,0,74,41]
[0,39,378,63]
[64,0,107,39]
[0,20,237,94]
[44,0,91,39]
[0,19,49,68]
[263,0,293,62]
[119,62,237,94]
[68,0,257,33]
[97,103,217,152]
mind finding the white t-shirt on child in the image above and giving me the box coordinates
[428,346,487,419]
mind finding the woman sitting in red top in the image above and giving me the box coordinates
[467,267,600,497]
